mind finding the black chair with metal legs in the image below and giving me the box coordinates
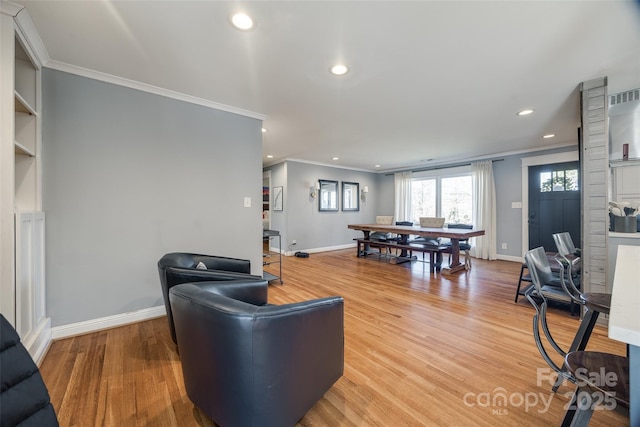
[524,247,580,389]
[515,262,533,302]
[391,221,414,257]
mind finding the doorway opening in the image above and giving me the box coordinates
[528,161,580,252]
[262,170,271,231]
[521,151,579,256]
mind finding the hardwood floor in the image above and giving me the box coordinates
[40,250,628,426]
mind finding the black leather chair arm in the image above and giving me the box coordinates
[191,279,269,306]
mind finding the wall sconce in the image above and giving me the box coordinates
[361,185,369,200]
[310,182,320,198]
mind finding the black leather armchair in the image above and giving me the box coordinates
[0,314,58,427]
[158,252,265,343]
[169,282,344,427]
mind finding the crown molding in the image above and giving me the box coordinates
[0,0,22,17]
[45,60,268,120]
[13,6,50,68]
[282,158,376,173]
[382,141,578,175]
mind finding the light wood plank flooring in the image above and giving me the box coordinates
[40,250,628,426]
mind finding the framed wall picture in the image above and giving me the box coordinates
[318,180,339,211]
[342,182,359,211]
[273,186,283,211]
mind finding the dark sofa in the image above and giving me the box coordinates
[0,314,58,427]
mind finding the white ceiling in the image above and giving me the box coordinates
[15,0,640,172]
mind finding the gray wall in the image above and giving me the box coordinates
[42,69,263,327]
[264,161,379,252]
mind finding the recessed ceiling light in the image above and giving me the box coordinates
[332,157,339,161]
[261,128,267,133]
[231,13,255,30]
[543,134,555,139]
[374,164,381,168]
[330,64,349,76]
[517,109,534,116]
[266,154,274,158]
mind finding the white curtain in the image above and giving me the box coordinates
[471,160,497,260]
[394,171,412,222]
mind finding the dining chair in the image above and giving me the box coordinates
[390,221,414,256]
[369,216,394,257]
[410,218,445,267]
[553,231,580,257]
[524,247,579,387]
[440,223,473,270]
[551,232,611,392]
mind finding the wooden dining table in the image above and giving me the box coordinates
[348,223,485,275]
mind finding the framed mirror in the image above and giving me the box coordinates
[342,182,359,211]
[318,179,339,211]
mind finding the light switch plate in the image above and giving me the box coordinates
[244,197,251,207]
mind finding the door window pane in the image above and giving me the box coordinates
[565,169,579,191]
[540,169,579,192]
[442,176,472,224]
[540,172,552,192]
[553,171,565,191]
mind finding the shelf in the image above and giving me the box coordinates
[14,91,36,116]
[14,141,35,157]
[262,272,280,282]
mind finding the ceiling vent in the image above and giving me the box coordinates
[610,89,640,106]
[609,88,640,162]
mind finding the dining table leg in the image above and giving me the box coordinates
[442,238,465,275]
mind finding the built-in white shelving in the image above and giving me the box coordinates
[1,2,48,361]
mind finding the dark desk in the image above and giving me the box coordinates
[348,223,485,275]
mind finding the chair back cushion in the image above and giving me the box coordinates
[447,223,473,229]
[375,216,394,225]
[419,217,445,228]
[0,314,58,427]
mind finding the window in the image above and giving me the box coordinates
[411,179,436,219]
[411,171,472,225]
[540,168,579,192]
[441,176,472,224]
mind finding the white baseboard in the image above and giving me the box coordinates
[24,317,52,366]
[283,245,524,264]
[496,254,523,263]
[51,305,166,340]
[285,242,356,257]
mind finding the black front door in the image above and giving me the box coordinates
[528,161,581,252]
